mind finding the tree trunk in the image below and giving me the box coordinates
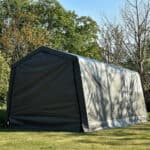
[138,60,145,91]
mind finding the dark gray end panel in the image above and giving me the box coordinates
[9,52,81,131]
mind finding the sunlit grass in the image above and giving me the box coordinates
[0,109,150,150]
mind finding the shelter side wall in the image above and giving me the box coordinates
[78,57,147,131]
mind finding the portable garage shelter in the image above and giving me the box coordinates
[7,46,147,132]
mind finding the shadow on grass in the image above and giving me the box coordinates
[126,123,150,131]
[75,138,150,146]
[0,109,150,148]
[0,108,149,136]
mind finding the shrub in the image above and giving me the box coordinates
[0,52,10,106]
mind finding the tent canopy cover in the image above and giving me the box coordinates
[7,46,148,132]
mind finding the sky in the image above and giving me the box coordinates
[58,0,124,24]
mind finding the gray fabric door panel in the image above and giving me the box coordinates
[9,52,81,131]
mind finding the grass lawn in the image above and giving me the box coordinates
[0,109,150,150]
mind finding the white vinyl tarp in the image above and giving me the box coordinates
[78,56,147,131]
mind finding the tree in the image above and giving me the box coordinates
[0,52,10,106]
[100,20,126,65]
[33,0,102,59]
[122,0,150,89]
[0,0,102,64]
[73,16,101,59]
[99,0,150,91]
[143,41,150,90]
[0,0,51,64]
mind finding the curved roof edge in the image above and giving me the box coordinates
[12,46,77,67]
[12,46,138,75]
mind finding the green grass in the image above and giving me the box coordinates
[0,109,150,150]
[148,112,150,120]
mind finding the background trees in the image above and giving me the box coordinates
[0,0,52,64]
[0,0,101,64]
[0,52,10,106]
[100,0,150,93]
[0,0,149,105]
[32,0,101,59]
[0,0,101,105]
[100,21,126,65]
[122,0,150,90]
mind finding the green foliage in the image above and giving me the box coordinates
[0,52,10,106]
[32,0,101,60]
[0,0,102,64]
[0,0,51,64]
